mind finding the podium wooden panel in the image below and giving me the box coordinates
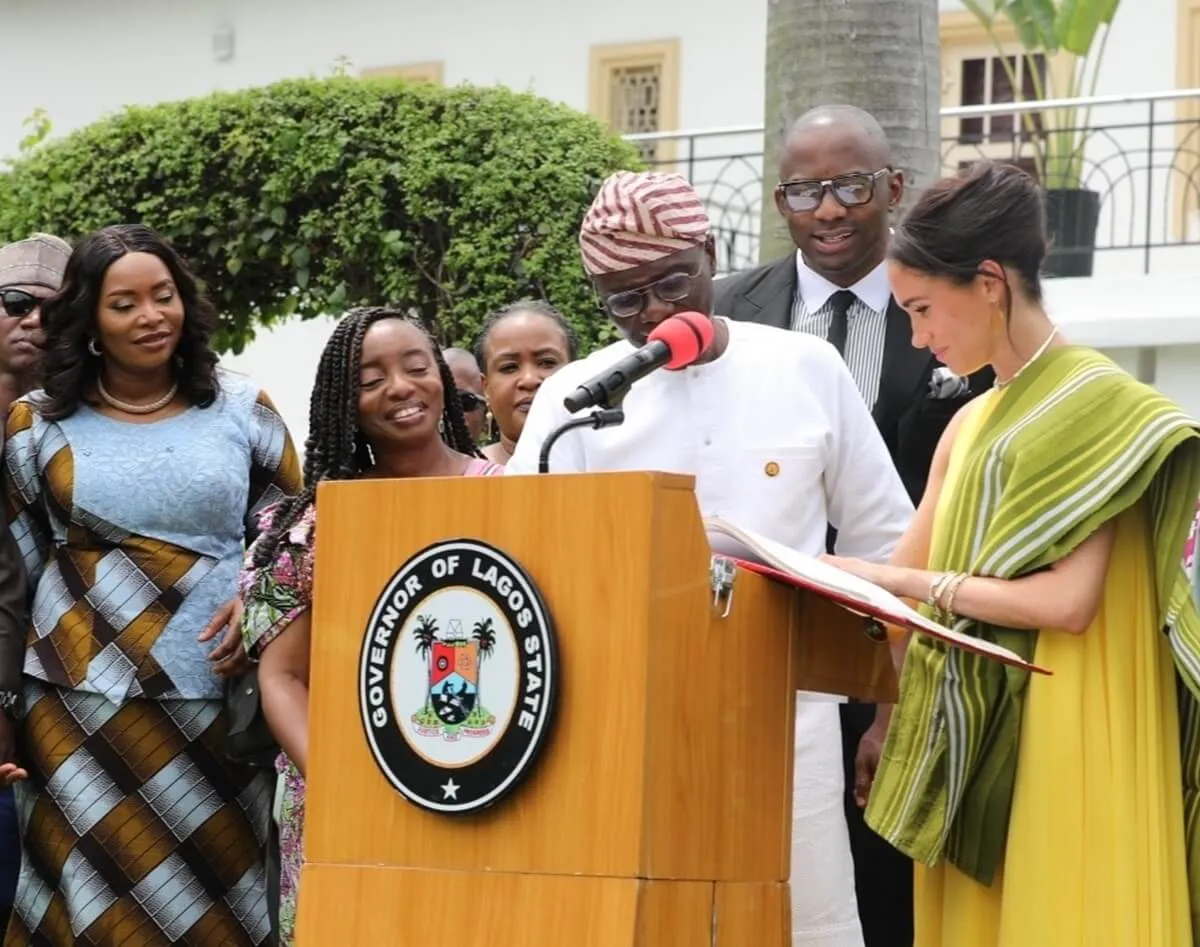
[296,471,896,945]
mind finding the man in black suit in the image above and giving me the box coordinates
[714,105,992,947]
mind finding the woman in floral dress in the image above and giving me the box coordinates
[238,308,502,944]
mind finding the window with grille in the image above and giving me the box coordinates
[609,63,663,162]
[589,41,679,167]
[939,12,1054,185]
[957,54,1047,145]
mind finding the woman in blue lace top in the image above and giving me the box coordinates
[3,225,300,947]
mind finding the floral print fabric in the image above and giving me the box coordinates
[239,502,315,947]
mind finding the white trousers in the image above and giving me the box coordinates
[791,694,865,947]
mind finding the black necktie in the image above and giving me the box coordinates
[825,290,856,358]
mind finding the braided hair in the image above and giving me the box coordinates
[252,306,480,568]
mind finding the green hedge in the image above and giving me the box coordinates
[0,77,643,353]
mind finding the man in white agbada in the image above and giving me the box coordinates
[505,170,914,947]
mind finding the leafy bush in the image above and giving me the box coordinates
[0,77,643,353]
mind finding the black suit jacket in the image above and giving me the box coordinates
[713,255,994,504]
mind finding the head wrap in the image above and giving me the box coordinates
[579,171,710,276]
[0,233,71,291]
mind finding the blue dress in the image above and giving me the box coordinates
[3,371,300,947]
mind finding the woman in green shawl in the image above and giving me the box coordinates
[829,162,1200,946]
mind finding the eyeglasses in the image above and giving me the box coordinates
[776,168,891,213]
[0,289,45,319]
[458,391,485,413]
[604,266,702,320]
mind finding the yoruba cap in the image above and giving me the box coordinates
[0,233,71,291]
[579,171,710,276]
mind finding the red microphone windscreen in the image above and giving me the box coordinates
[648,312,716,370]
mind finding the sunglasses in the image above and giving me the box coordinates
[0,289,45,319]
[458,391,485,413]
[604,266,702,320]
[776,168,891,213]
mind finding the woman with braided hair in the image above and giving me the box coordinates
[238,307,501,945]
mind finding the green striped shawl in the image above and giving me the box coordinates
[864,346,1200,903]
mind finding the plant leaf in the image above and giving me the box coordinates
[0,76,642,354]
[1002,0,1059,52]
[1056,0,1108,56]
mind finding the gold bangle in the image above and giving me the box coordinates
[942,573,970,615]
[934,571,963,611]
[927,571,952,607]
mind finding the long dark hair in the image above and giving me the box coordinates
[36,224,219,420]
[252,307,480,568]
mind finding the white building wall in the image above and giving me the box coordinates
[0,0,1177,161]
[0,0,766,159]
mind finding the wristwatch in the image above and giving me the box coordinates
[0,691,22,721]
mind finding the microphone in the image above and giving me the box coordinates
[562,312,715,413]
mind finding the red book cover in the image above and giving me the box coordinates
[705,516,1050,676]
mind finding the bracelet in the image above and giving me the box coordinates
[927,572,953,607]
[942,572,970,615]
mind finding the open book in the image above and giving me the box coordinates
[705,516,1049,675]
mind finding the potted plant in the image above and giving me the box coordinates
[961,0,1121,277]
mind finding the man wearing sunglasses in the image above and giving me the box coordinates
[443,347,487,443]
[0,232,71,934]
[508,170,915,947]
[0,234,67,411]
[715,107,992,947]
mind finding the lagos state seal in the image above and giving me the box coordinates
[357,538,558,814]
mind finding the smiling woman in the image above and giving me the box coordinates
[836,162,1200,947]
[3,223,302,947]
[240,306,503,947]
[37,225,222,422]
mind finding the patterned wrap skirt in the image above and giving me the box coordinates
[4,678,272,947]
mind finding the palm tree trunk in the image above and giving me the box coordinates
[759,0,942,262]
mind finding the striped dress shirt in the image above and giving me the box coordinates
[790,255,891,411]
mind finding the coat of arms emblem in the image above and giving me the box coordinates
[358,538,558,814]
[411,616,498,739]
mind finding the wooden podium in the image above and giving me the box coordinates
[296,471,897,946]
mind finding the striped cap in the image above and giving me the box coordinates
[579,171,710,275]
[0,233,71,291]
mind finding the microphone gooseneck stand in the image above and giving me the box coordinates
[537,407,625,474]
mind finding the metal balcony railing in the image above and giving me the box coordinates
[624,89,1200,278]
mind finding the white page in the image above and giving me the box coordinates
[705,516,1045,672]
